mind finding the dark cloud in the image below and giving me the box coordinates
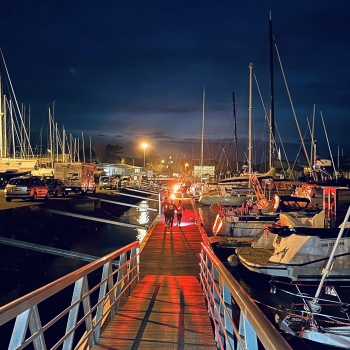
[1,1,350,162]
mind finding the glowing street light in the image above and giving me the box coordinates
[141,143,148,169]
[185,163,188,173]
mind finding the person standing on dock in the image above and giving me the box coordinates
[181,183,187,199]
[167,199,176,229]
[176,200,184,226]
[162,197,170,226]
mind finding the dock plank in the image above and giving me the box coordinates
[93,275,216,349]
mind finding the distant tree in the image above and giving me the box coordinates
[103,144,123,163]
[124,157,139,166]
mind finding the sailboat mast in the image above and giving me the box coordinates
[269,12,275,169]
[62,126,66,162]
[49,108,53,168]
[82,131,85,163]
[310,104,316,167]
[320,111,337,178]
[28,105,31,159]
[77,138,80,162]
[3,95,6,157]
[0,74,2,158]
[89,136,92,163]
[10,100,15,159]
[232,91,239,173]
[248,63,253,175]
[70,134,72,162]
[201,87,205,182]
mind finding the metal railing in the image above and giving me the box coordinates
[0,242,140,350]
[200,243,292,350]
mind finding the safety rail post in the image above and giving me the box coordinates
[200,243,292,350]
[222,283,235,349]
[0,242,141,350]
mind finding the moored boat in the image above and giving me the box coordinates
[273,206,350,348]
[199,184,249,206]
[235,185,350,282]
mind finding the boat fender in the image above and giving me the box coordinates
[273,194,280,210]
[263,224,270,238]
[210,203,219,213]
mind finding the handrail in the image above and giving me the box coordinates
[200,243,292,350]
[0,241,140,349]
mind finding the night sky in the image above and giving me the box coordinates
[1,1,350,164]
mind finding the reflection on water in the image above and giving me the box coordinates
[136,200,151,241]
[137,200,151,225]
[0,198,159,305]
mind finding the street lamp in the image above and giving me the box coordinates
[141,143,148,169]
[185,163,188,174]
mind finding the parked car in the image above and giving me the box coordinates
[99,176,117,190]
[4,176,49,202]
[44,178,66,197]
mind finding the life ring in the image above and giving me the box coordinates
[210,203,219,213]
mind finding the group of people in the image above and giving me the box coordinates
[162,197,185,230]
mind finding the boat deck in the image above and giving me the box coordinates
[209,235,259,248]
[236,247,274,266]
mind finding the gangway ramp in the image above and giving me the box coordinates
[93,275,215,349]
[92,199,217,349]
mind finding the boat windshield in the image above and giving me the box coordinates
[278,195,310,211]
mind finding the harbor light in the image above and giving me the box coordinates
[141,143,148,169]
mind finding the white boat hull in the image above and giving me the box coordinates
[199,195,245,206]
[213,213,277,237]
[237,233,350,282]
[278,315,350,349]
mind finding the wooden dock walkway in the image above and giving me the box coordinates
[92,199,217,349]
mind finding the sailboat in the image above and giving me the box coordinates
[220,62,276,185]
[0,47,39,177]
[222,14,277,184]
[188,87,206,200]
[273,205,350,348]
[197,85,250,206]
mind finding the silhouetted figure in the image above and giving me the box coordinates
[176,200,185,226]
